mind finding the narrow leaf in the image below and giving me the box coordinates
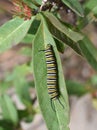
[23,0,38,9]
[0,17,34,53]
[32,14,69,130]
[84,0,97,15]
[0,95,18,125]
[36,0,42,5]
[77,12,96,29]
[78,1,97,29]
[54,36,66,53]
[62,0,84,17]
[78,36,97,71]
[13,65,32,106]
[44,12,83,55]
[44,13,83,42]
[22,34,34,43]
[66,80,89,96]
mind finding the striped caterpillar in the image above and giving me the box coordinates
[44,44,64,109]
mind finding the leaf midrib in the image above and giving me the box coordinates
[0,20,28,45]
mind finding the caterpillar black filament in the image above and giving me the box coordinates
[45,44,64,109]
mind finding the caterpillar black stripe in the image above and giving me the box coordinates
[45,44,64,109]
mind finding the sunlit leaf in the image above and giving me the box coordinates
[0,17,34,53]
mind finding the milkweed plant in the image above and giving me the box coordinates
[0,0,97,130]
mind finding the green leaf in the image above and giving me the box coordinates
[12,65,32,106]
[66,80,89,96]
[44,13,83,42]
[78,1,97,29]
[0,17,34,53]
[62,0,84,17]
[18,109,35,122]
[92,6,97,16]
[28,19,41,34]
[78,36,97,71]
[0,95,18,125]
[44,12,83,55]
[0,120,14,130]
[32,14,69,130]
[77,13,96,29]
[23,0,38,9]
[0,81,11,95]
[54,36,66,53]
[5,64,32,107]
[91,75,97,86]
[36,0,42,5]
[24,19,40,44]
[22,34,35,43]
[84,0,97,15]
[19,46,32,56]
[0,127,4,130]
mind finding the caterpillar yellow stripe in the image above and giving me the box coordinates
[44,44,64,110]
[45,44,59,100]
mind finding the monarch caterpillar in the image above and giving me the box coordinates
[44,44,64,109]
